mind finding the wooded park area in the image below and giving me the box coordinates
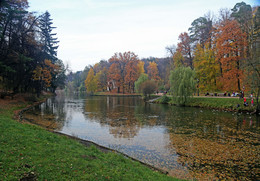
[67,2,259,110]
[0,1,259,111]
[0,0,66,96]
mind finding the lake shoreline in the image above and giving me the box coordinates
[15,94,259,180]
[0,95,174,180]
[96,93,258,114]
[18,100,169,175]
[151,95,258,114]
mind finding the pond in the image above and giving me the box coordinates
[23,95,260,180]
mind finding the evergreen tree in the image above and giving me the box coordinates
[189,16,213,48]
[39,11,59,63]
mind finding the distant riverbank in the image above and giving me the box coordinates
[154,95,257,113]
[70,91,258,113]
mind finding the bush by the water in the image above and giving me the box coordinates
[161,95,170,104]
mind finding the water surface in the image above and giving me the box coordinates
[23,95,260,180]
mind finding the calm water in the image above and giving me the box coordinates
[23,95,260,180]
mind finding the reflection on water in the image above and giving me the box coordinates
[23,94,260,180]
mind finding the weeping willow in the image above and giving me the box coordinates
[170,67,196,105]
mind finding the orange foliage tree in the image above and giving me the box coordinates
[107,63,122,93]
[108,51,139,93]
[33,59,60,90]
[177,32,193,68]
[215,19,247,91]
[147,62,160,81]
[125,60,139,93]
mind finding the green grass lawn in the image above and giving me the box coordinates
[157,96,256,112]
[0,102,178,180]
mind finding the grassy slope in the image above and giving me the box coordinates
[0,103,178,180]
[157,96,256,112]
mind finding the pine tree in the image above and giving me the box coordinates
[39,11,59,63]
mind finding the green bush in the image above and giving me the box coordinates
[161,95,170,104]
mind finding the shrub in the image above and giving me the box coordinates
[161,95,170,104]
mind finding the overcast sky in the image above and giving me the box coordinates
[28,0,258,72]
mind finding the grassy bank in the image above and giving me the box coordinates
[0,99,177,180]
[156,96,256,112]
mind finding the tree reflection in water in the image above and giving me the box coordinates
[84,96,141,139]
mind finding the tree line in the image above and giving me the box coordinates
[0,0,66,96]
[67,2,259,101]
[67,54,167,95]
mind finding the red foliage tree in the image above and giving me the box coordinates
[215,19,247,91]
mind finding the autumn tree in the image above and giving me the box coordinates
[215,19,247,91]
[85,68,97,94]
[137,61,145,77]
[107,63,122,93]
[108,51,139,93]
[243,6,260,112]
[173,51,185,68]
[33,59,60,95]
[140,80,157,98]
[124,60,139,93]
[177,32,193,68]
[0,1,65,95]
[147,62,160,81]
[93,60,109,74]
[194,43,219,93]
[95,67,108,92]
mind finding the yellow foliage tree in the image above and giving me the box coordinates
[137,61,145,77]
[85,68,97,94]
[194,43,220,92]
[173,51,185,68]
[95,68,107,92]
